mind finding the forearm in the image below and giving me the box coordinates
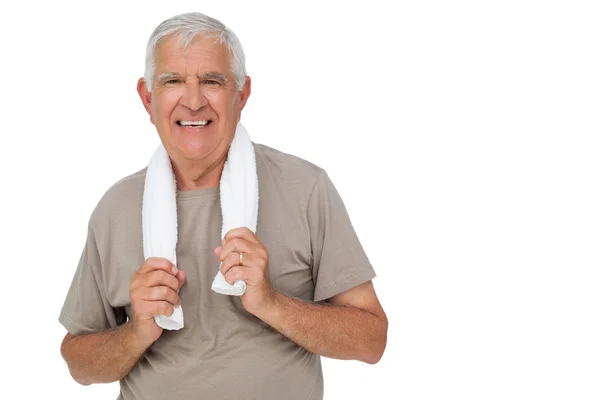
[61,322,149,385]
[258,291,387,364]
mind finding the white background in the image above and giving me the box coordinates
[1,0,599,399]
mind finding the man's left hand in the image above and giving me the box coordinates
[215,227,276,316]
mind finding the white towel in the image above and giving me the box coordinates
[142,123,259,330]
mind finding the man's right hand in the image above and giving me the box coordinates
[128,257,186,346]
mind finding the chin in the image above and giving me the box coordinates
[177,141,222,161]
[179,148,211,162]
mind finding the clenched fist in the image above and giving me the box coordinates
[216,227,276,316]
[128,257,185,346]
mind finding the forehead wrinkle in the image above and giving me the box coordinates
[156,36,231,78]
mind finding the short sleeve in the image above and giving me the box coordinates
[58,226,126,335]
[308,170,376,302]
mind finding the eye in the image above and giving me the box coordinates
[203,80,220,85]
[165,79,181,84]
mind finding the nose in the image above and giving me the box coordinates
[180,80,208,111]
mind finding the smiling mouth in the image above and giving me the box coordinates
[177,120,212,128]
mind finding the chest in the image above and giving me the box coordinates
[103,195,316,310]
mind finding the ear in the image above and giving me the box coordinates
[238,76,251,111]
[137,77,154,124]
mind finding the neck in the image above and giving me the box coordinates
[171,154,227,191]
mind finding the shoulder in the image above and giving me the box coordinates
[253,142,325,189]
[88,167,147,230]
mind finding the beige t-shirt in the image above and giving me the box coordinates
[59,142,376,400]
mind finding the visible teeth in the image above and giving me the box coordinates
[179,120,208,126]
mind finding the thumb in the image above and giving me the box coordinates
[215,245,222,259]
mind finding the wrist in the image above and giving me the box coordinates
[256,289,285,324]
[122,322,153,353]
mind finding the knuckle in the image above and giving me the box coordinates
[144,257,158,268]
[150,257,166,265]
[163,272,177,289]
[145,257,171,270]
[130,284,142,299]
[166,287,175,299]
[157,260,170,271]
[130,272,143,286]
[169,290,178,304]
[159,286,169,298]
[154,271,168,285]
[168,275,179,291]
[148,271,160,285]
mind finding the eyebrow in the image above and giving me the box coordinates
[157,72,228,83]
[200,72,227,82]
[157,72,181,83]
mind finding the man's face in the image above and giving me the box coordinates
[138,34,250,166]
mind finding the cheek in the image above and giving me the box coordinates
[154,90,182,121]
[204,91,219,108]
[206,91,239,117]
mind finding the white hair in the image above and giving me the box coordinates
[144,12,246,92]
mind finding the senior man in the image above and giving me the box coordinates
[59,12,387,400]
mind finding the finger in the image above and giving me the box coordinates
[147,300,175,318]
[142,270,180,293]
[219,237,255,262]
[215,245,222,259]
[223,227,259,246]
[224,266,248,285]
[175,270,186,289]
[141,286,180,307]
[137,257,178,276]
[220,251,253,276]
